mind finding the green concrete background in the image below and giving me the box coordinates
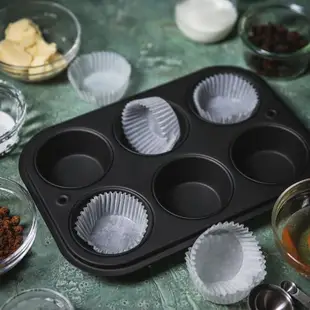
[1,0,310,309]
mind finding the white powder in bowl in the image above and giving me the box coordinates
[175,0,238,43]
[0,110,17,154]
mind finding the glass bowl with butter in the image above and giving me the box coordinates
[0,1,81,82]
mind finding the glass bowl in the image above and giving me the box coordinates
[272,179,310,277]
[0,80,27,156]
[0,1,81,82]
[239,1,310,79]
[0,177,38,275]
[0,288,74,310]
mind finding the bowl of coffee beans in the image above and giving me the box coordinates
[0,177,38,275]
[239,1,310,79]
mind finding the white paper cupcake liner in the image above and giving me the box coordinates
[68,51,131,107]
[121,97,181,155]
[193,74,259,124]
[185,222,266,305]
[74,191,148,254]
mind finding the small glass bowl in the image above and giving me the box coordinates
[0,288,74,310]
[239,1,310,79]
[0,1,81,82]
[0,177,38,275]
[272,179,310,278]
[0,80,27,156]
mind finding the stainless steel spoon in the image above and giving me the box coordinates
[281,280,310,309]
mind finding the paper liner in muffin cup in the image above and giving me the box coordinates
[121,97,181,155]
[193,74,259,124]
[74,191,148,254]
[185,221,266,305]
[68,51,131,107]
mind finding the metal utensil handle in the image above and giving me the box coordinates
[293,289,310,309]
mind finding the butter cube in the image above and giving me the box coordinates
[35,39,57,60]
[28,55,53,80]
[50,53,67,72]
[25,43,37,57]
[5,18,40,48]
[0,40,32,66]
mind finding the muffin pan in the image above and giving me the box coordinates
[19,66,310,276]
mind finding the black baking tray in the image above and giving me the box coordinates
[19,65,310,276]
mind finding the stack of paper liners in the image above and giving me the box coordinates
[0,18,66,80]
[185,222,266,305]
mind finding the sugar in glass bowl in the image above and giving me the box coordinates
[239,1,310,79]
[0,177,38,275]
[0,80,27,156]
[0,1,81,82]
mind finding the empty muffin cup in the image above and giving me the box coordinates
[231,125,309,184]
[75,191,149,254]
[68,51,131,106]
[193,73,259,124]
[35,129,113,188]
[153,156,233,219]
[121,97,181,155]
[186,222,266,305]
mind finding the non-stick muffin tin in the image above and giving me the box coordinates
[19,65,310,276]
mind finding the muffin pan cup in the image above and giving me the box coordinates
[121,97,181,155]
[19,65,310,276]
[193,73,259,124]
[75,191,149,255]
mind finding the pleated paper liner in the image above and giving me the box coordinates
[121,97,181,155]
[193,73,259,124]
[75,191,148,255]
[185,221,266,305]
[68,51,131,106]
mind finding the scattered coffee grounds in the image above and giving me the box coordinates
[0,206,24,260]
[246,23,309,77]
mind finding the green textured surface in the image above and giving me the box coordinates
[1,0,310,309]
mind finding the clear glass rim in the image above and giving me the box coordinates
[0,288,74,310]
[0,177,38,268]
[271,178,310,272]
[239,1,310,58]
[0,80,27,142]
[0,0,82,70]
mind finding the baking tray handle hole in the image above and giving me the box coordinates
[57,195,69,206]
[265,109,278,120]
